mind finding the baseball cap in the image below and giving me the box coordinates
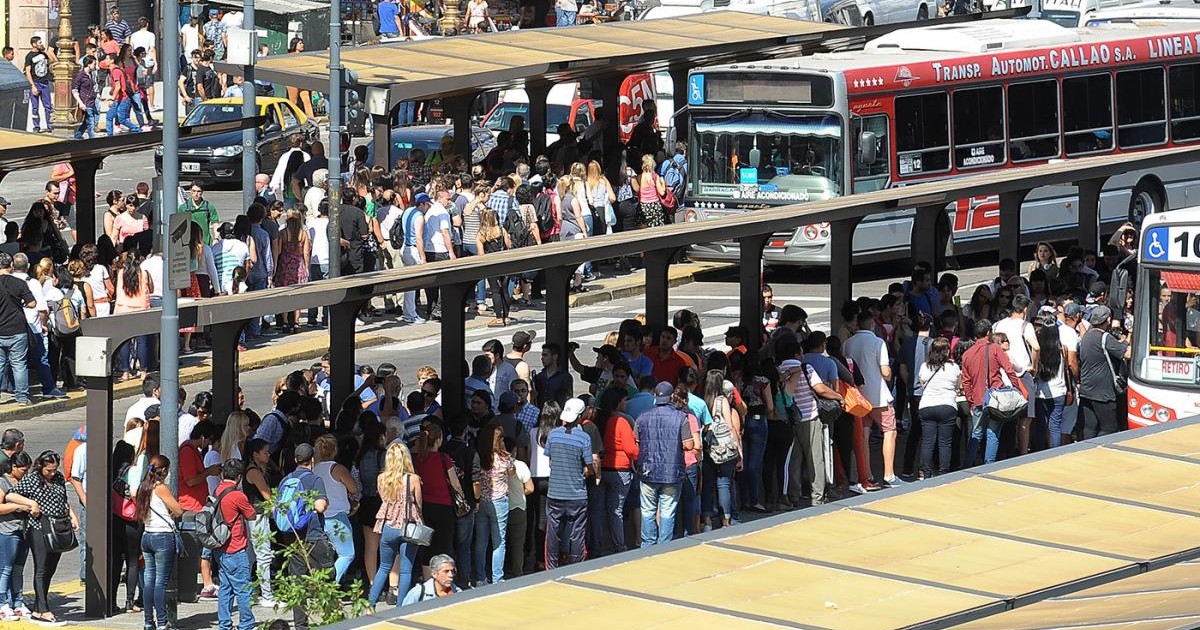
[653,381,675,404]
[1064,302,1084,318]
[0,196,10,206]
[414,192,432,205]
[725,325,747,340]
[1087,305,1112,325]
[294,443,315,463]
[779,359,803,373]
[560,398,586,423]
[512,330,537,347]
[499,391,519,409]
[593,344,622,364]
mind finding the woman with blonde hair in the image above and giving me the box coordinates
[314,434,358,581]
[204,411,248,493]
[368,442,423,607]
[477,206,512,327]
[557,175,588,292]
[631,153,666,228]
[585,160,616,236]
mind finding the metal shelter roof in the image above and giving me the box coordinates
[339,418,1200,630]
[78,142,1200,344]
[241,12,879,101]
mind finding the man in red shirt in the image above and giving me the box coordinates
[649,326,690,384]
[178,423,219,598]
[960,319,1025,467]
[214,459,258,630]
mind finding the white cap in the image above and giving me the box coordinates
[560,397,586,424]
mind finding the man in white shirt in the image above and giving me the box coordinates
[378,194,405,311]
[12,253,64,399]
[126,372,161,425]
[180,16,201,57]
[422,187,456,320]
[128,18,156,110]
[306,201,331,327]
[842,310,897,486]
[993,294,1040,453]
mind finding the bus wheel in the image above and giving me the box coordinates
[1129,180,1164,226]
[863,12,874,25]
[918,4,929,19]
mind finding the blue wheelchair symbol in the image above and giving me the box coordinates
[688,75,705,106]
[1143,226,1169,261]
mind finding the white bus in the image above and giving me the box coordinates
[682,19,1200,266]
[1128,208,1200,428]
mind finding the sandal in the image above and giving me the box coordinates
[486,318,505,328]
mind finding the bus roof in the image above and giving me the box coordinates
[1086,1,1200,25]
[694,19,1200,95]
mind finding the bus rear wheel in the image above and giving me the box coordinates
[1129,181,1164,226]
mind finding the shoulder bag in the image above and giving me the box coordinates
[399,475,434,546]
[1100,332,1128,394]
[837,380,872,418]
[802,362,843,423]
[44,513,78,553]
[443,454,472,518]
[982,344,1027,423]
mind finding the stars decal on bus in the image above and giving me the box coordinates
[852,77,885,88]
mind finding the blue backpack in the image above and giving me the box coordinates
[273,470,316,533]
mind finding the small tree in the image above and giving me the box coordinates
[253,488,369,629]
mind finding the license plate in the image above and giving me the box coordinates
[182,162,200,173]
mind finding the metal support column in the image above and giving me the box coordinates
[372,113,392,168]
[643,249,674,330]
[596,78,622,184]
[738,234,770,352]
[669,67,690,143]
[71,157,102,245]
[241,0,257,209]
[439,282,474,422]
[998,189,1029,266]
[328,299,364,410]
[829,217,862,332]
[1077,178,1106,253]
[526,82,550,158]
[160,0,181,500]
[911,205,942,278]
[446,96,473,161]
[544,266,573,358]
[83,373,113,618]
[327,1,343,280]
[209,321,245,426]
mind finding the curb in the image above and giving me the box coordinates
[569,262,731,308]
[0,334,394,423]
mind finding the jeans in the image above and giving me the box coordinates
[306,264,329,326]
[0,532,27,609]
[964,406,1007,466]
[30,81,51,129]
[368,524,417,605]
[216,548,255,630]
[27,328,55,395]
[599,470,632,554]
[74,104,98,139]
[677,463,700,536]
[640,481,680,547]
[130,91,150,127]
[0,333,29,403]
[324,512,355,582]
[453,510,475,588]
[141,532,175,628]
[246,277,268,337]
[115,334,155,376]
[460,243,488,305]
[555,7,577,25]
[706,458,738,519]
[106,97,142,135]
[400,247,422,320]
[472,496,508,585]
[919,405,957,476]
[740,415,767,507]
[395,101,416,127]
[252,515,274,601]
[1037,396,1067,449]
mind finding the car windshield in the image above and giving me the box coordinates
[1133,266,1200,389]
[183,103,242,126]
[484,103,571,134]
[1041,9,1080,27]
[692,112,843,201]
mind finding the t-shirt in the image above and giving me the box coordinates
[129,30,155,58]
[295,156,330,190]
[378,1,401,33]
[993,317,1037,376]
[214,479,256,553]
[843,330,893,407]
[182,63,201,97]
[649,350,688,385]
[623,352,654,380]
[212,237,250,295]
[1078,328,1127,403]
[533,368,573,408]
[1059,323,1080,354]
[24,51,50,82]
[181,24,200,57]
[0,275,33,336]
[308,217,330,266]
[177,442,209,512]
[544,426,591,501]
[507,459,532,511]
[785,363,824,422]
[423,204,452,254]
[125,396,159,424]
[70,442,87,486]
[338,204,370,273]
[198,65,220,100]
[181,199,218,245]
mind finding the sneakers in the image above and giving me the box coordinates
[257,598,279,609]
[848,481,882,494]
[199,585,218,600]
[881,476,903,489]
[402,316,427,324]
[14,604,30,618]
[44,389,68,400]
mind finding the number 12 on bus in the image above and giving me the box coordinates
[682,19,1198,266]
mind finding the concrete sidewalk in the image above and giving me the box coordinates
[0,262,728,423]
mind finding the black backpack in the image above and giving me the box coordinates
[534,190,556,237]
[505,204,532,249]
[389,209,407,250]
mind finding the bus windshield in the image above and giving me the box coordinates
[1040,9,1081,27]
[1133,266,1200,389]
[692,112,843,202]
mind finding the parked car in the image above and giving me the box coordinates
[154,97,319,189]
[360,123,498,168]
[857,0,934,23]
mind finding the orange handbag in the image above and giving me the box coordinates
[838,381,872,418]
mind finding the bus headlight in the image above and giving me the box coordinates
[683,209,699,222]
[1140,403,1154,419]
[1156,408,1172,422]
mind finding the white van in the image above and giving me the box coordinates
[1037,0,1183,26]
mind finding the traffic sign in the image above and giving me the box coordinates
[168,213,193,291]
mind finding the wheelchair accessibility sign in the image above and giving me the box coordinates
[1142,224,1200,265]
[1143,226,1169,262]
[688,74,705,106]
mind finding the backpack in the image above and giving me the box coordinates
[534,190,557,237]
[389,209,407,250]
[50,292,81,337]
[665,160,686,207]
[505,205,533,249]
[707,406,740,464]
[273,469,317,533]
[194,486,238,550]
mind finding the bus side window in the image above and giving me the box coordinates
[894,93,950,176]
[1007,80,1060,162]
[1169,63,1200,143]
[1116,68,1166,149]
[952,85,1005,170]
[853,114,889,193]
[1063,73,1113,157]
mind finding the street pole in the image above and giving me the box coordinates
[327,0,342,280]
[50,0,79,128]
[158,0,181,623]
[242,0,257,209]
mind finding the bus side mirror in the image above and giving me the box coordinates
[859,130,877,165]
[749,147,761,168]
